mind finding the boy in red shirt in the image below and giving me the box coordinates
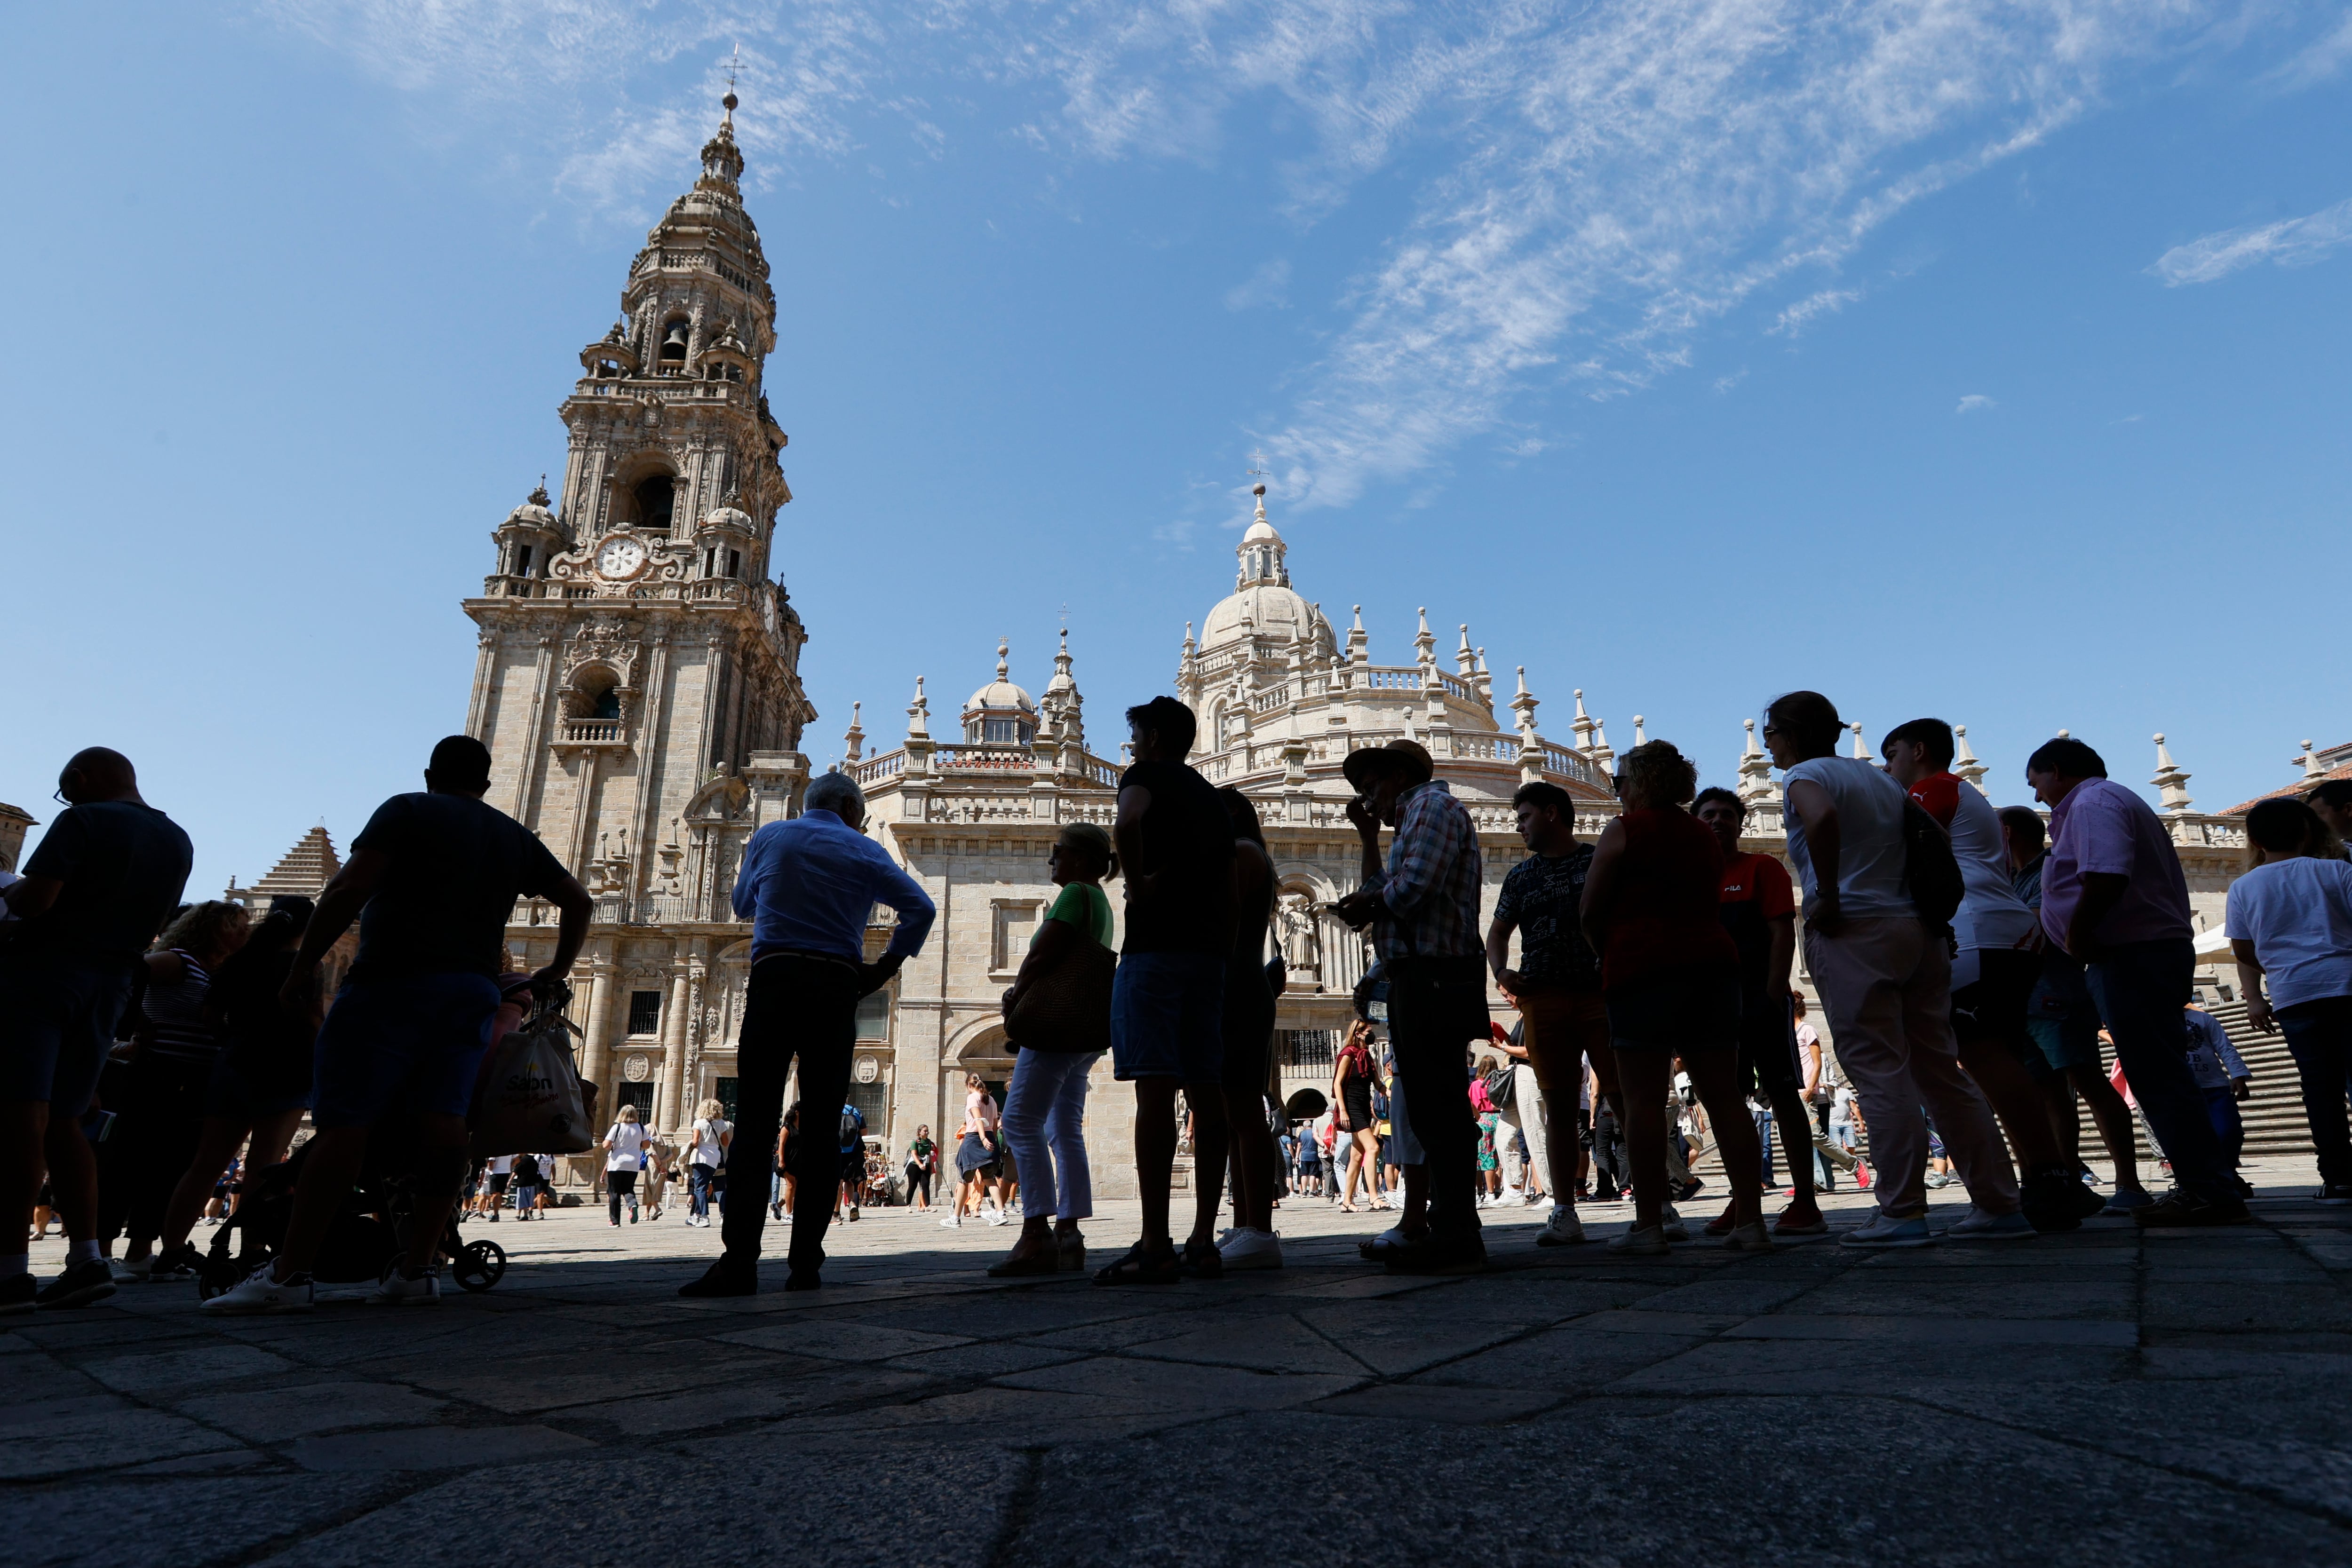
[1693,788,1826,1235]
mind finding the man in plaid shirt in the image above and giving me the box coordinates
[1332,740,1489,1273]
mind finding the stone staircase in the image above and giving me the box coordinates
[2079,999,2317,1162]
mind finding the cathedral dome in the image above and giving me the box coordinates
[1201,584,1328,649]
[504,483,559,532]
[699,504,755,535]
[963,640,1034,714]
[1242,517,1280,545]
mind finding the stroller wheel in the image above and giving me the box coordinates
[453,1239,507,1293]
[196,1251,252,1302]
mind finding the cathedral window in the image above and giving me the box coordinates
[725,549,741,578]
[509,543,533,576]
[632,475,675,531]
[626,990,662,1036]
[979,719,1033,744]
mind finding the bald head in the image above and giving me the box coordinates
[59,748,142,806]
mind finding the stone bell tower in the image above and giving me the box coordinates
[462,89,818,1133]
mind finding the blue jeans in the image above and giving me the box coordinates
[689,1162,718,1219]
[2278,995,2352,1187]
[2084,938,2233,1203]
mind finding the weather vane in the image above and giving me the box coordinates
[727,43,740,96]
[1246,451,1271,484]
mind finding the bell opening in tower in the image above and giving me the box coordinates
[633,475,675,531]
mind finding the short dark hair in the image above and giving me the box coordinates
[2026,737,2106,780]
[1511,781,1573,819]
[1997,805,2045,854]
[2247,797,2325,854]
[1218,786,1265,847]
[1692,786,1745,818]
[2309,779,2352,811]
[1881,718,1955,771]
[1124,696,1197,756]
[1764,691,1843,756]
[428,734,494,792]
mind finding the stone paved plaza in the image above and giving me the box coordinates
[13,1161,2352,1566]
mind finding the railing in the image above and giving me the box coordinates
[559,718,623,744]
[582,894,695,927]
[691,578,743,602]
[481,576,544,598]
[1278,1029,1339,1071]
[853,751,905,787]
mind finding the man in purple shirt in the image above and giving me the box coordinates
[2029,737,2247,1226]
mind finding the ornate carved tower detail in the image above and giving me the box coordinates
[462,91,816,1133]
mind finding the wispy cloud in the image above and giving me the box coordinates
[2264,13,2352,92]
[261,0,2258,505]
[1956,394,1996,414]
[2146,196,2352,286]
[1224,258,1292,311]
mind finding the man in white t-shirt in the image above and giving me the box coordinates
[1764,691,2021,1248]
[1884,718,2100,1233]
[2228,796,2352,1202]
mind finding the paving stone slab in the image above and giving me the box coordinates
[997,1354,1359,1410]
[712,1318,969,1361]
[289,1422,596,1472]
[176,1378,453,1441]
[1723,1312,2137,1346]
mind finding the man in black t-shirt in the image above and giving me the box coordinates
[206,736,591,1315]
[2,747,192,1314]
[1097,696,1234,1285]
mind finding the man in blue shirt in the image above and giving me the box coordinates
[683,770,934,1296]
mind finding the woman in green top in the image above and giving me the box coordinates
[904,1126,938,1212]
[989,822,1118,1276]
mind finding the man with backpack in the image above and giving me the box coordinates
[1761,692,2022,1248]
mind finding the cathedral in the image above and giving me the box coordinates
[312,91,2287,1196]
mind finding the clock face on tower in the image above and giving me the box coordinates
[595,536,649,580]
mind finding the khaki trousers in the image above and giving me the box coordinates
[1803,917,2018,1218]
[1516,989,1611,1202]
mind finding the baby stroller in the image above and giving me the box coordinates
[195,1118,512,1302]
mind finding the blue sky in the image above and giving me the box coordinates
[4,2,2348,895]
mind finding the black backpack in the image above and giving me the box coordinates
[839,1107,863,1148]
[1900,797,1966,931]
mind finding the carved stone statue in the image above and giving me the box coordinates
[1278,893,1322,984]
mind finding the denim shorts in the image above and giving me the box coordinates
[1110,951,1226,1082]
[2024,1012,2103,1075]
[310,971,503,1129]
[0,953,136,1115]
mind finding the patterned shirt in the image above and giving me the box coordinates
[1494,846,1602,992]
[1365,781,1483,962]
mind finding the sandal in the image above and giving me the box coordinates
[1092,1240,1181,1287]
[1179,1239,1224,1280]
[987,1247,1061,1278]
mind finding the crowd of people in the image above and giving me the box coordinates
[6,690,2350,1312]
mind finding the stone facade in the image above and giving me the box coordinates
[0,802,35,874]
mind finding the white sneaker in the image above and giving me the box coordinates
[1536,1207,1588,1247]
[372,1268,441,1306]
[983,1208,1010,1227]
[1607,1224,1669,1255]
[1720,1220,1773,1252]
[1659,1204,1690,1241]
[1217,1227,1285,1270]
[939,1214,961,1229]
[200,1264,314,1315]
[1943,1206,2035,1241]
[109,1257,150,1284]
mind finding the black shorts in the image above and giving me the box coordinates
[1736,1000,1804,1102]
[1953,947,2039,1061]
[486,1172,511,1194]
[1605,968,1740,1052]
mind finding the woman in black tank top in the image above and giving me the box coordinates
[1195,788,1284,1271]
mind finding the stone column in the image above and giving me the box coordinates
[576,940,617,1095]
[654,960,691,1132]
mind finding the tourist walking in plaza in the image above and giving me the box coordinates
[2,748,193,1313]
[206,736,590,1313]
[905,1125,937,1212]
[604,1107,651,1225]
[1332,1022,1384,1212]
[2181,1003,2252,1173]
[991,821,1118,1275]
[1884,720,2101,1232]
[1763,694,2023,1246]
[1577,741,1762,1254]
[1096,697,1234,1285]
[946,1075,1000,1228]
[2228,795,2352,1200]
[102,900,251,1280]
[686,1099,731,1227]
[1330,738,1487,1273]
[1206,790,1284,1271]
[2000,806,2152,1209]
[679,769,934,1295]
[2031,736,2247,1226]
[834,1101,866,1222]
[510,1151,543,1220]
[1691,786,1823,1236]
